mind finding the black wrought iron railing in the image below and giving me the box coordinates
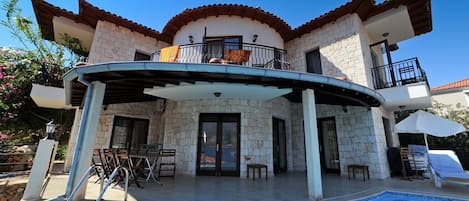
[371,57,428,89]
[152,42,290,70]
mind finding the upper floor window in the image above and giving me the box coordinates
[306,49,322,74]
[134,51,151,61]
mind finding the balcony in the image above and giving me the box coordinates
[372,57,431,111]
[152,42,290,70]
[371,57,428,89]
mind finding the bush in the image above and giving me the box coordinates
[55,144,67,160]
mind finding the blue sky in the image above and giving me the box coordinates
[0,0,467,88]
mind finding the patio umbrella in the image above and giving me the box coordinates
[395,110,466,150]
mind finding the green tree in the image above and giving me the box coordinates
[398,101,469,169]
[426,101,469,168]
[0,0,77,145]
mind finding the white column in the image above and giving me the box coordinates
[69,81,106,200]
[21,139,58,201]
[302,89,322,200]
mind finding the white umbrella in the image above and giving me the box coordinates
[395,110,466,150]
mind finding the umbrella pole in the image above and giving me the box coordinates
[424,133,429,151]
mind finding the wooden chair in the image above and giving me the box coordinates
[400,147,420,180]
[223,49,251,64]
[115,149,141,188]
[91,149,109,180]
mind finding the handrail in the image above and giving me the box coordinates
[371,57,428,89]
[67,165,105,201]
[151,42,290,70]
[96,166,129,201]
[46,165,105,201]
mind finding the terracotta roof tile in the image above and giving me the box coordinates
[32,0,432,44]
[431,78,469,92]
[161,4,292,43]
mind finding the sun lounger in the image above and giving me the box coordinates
[428,150,469,188]
[408,144,429,174]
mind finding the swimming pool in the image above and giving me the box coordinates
[359,191,468,201]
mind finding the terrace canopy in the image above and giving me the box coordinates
[61,61,385,200]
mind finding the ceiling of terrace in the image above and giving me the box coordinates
[66,63,383,108]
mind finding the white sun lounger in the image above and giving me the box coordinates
[428,150,469,188]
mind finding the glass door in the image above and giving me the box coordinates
[273,117,287,174]
[197,114,240,176]
[198,121,217,173]
[318,117,340,174]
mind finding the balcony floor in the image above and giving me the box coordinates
[41,172,469,201]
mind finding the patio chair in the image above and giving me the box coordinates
[115,149,142,188]
[428,150,469,188]
[223,49,251,64]
[91,149,109,180]
[102,148,118,177]
[408,144,429,178]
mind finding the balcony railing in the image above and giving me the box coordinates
[152,42,289,70]
[371,57,428,89]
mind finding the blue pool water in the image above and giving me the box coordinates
[360,191,467,201]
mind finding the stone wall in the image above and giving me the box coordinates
[65,101,163,171]
[285,14,372,88]
[88,20,168,63]
[291,102,394,179]
[162,97,291,177]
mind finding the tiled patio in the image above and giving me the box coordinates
[42,172,469,201]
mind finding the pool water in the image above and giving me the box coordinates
[359,191,467,201]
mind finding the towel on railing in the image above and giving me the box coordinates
[159,45,180,62]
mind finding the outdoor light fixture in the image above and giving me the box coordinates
[188,35,194,44]
[213,92,222,97]
[252,34,258,43]
[45,120,56,140]
[342,105,348,113]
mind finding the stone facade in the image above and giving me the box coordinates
[291,103,393,179]
[63,13,399,181]
[162,97,291,177]
[285,14,373,88]
[88,20,168,63]
[65,101,163,171]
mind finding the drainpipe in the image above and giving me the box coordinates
[65,74,94,197]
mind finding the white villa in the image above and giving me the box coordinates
[432,78,469,109]
[32,0,432,199]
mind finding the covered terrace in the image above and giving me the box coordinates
[61,61,383,200]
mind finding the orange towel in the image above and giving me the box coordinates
[159,45,180,62]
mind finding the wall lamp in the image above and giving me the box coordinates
[342,105,348,113]
[252,34,258,43]
[188,35,194,44]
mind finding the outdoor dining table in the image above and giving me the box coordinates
[129,153,160,184]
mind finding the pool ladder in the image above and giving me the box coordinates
[46,165,129,201]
